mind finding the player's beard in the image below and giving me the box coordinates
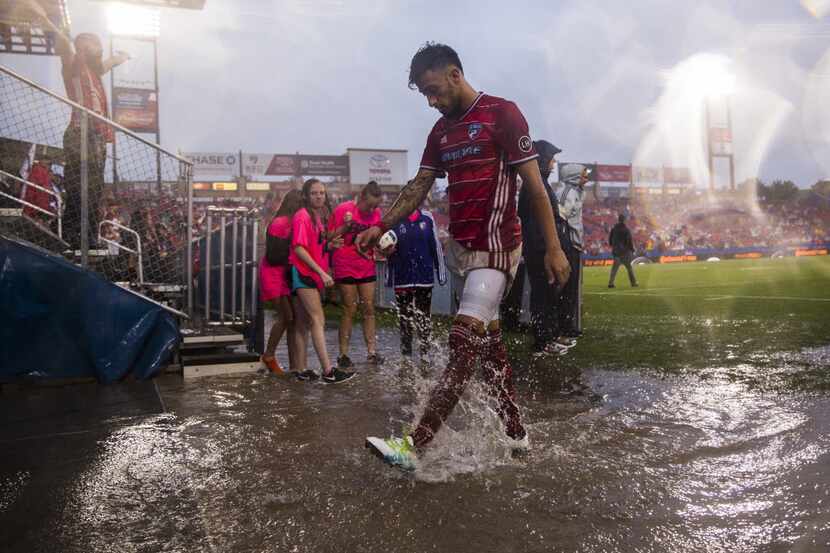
[442,91,465,119]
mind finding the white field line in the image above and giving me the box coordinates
[585,291,830,302]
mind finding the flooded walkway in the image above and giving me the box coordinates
[2,328,830,552]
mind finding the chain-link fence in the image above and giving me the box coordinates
[0,64,193,316]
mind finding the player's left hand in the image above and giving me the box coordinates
[544,247,571,287]
[355,225,382,255]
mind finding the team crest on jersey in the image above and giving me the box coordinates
[467,122,482,141]
[440,134,448,145]
[518,135,532,153]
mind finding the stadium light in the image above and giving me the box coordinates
[687,55,736,99]
[106,2,161,37]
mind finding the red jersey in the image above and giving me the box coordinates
[420,93,537,255]
[62,58,114,142]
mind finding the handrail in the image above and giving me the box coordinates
[0,169,62,238]
[98,219,144,284]
[0,64,193,166]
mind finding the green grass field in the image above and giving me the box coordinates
[319,256,829,391]
[512,255,830,391]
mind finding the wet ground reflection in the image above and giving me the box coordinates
[2,331,829,552]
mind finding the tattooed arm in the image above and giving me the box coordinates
[354,168,437,251]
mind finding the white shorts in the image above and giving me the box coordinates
[453,268,507,325]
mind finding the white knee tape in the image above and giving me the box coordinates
[456,268,507,324]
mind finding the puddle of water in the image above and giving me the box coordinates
[4,333,830,552]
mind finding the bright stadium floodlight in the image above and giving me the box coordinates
[107,2,161,37]
[688,55,736,99]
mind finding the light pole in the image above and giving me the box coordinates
[106,2,161,191]
[700,61,736,191]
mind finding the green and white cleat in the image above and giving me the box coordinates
[365,435,417,470]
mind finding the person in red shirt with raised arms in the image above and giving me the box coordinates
[360,43,571,469]
[26,0,130,249]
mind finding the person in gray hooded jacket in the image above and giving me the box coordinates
[551,163,590,346]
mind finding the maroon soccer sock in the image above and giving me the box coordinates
[411,322,481,448]
[482,327,525,440]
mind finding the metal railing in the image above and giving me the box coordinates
[198,206,259,326]
[98,219,144,284]
[0,168,63,239]
[0,64,195,317]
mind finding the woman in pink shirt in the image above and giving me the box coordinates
[328,181,384,368]
[290,179,356,384]
[259,190,302,376]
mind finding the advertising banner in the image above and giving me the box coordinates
[595,164,631,183]
[348,149,408,185]
[111,37,156,90]
[112,87,158,133]
[183,152,240,177]
[242,154,348,177]
[633,166,662,184]
[663,167,692,184]
[299,154,349,177]
[242,154,297,176]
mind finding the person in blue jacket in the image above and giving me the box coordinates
[384,209,447,358]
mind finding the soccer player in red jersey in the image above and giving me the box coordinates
[360,43,571,468]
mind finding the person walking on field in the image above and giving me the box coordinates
[290,179,356,384]
[358,43,570,469]
[608,213,638,288]
[259,190,303,376]
[328,182,385,368]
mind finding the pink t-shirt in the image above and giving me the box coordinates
[259,215,292,301]
[289,208,329,289]
[328,200,382,280]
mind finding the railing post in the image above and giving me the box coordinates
[240,214,248,322]
[250,218,258,319]
[231,212,238,320]
[205,209,212,322]
[185,165,194,317]
[219,213,226,323]
[79,111,89,268]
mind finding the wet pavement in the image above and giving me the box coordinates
[2,327,830,552]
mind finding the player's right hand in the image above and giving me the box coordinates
[321,273,334,288]
[544,247,571,287]
[355,225,382,254]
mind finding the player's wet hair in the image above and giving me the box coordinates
[408,42,463,90]
[360,180,382,200]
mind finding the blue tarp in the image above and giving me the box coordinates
[0,236,179,382]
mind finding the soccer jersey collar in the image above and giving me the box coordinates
[450,91,484,123]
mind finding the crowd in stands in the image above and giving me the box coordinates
[580,191,830,257]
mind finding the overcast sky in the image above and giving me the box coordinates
[3,0,829,187]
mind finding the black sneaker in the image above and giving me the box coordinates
[337,354,353,369]
[608,284,615,288]
[367,353,385,365]
[295,369,319,381]
[322,367,357,384]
